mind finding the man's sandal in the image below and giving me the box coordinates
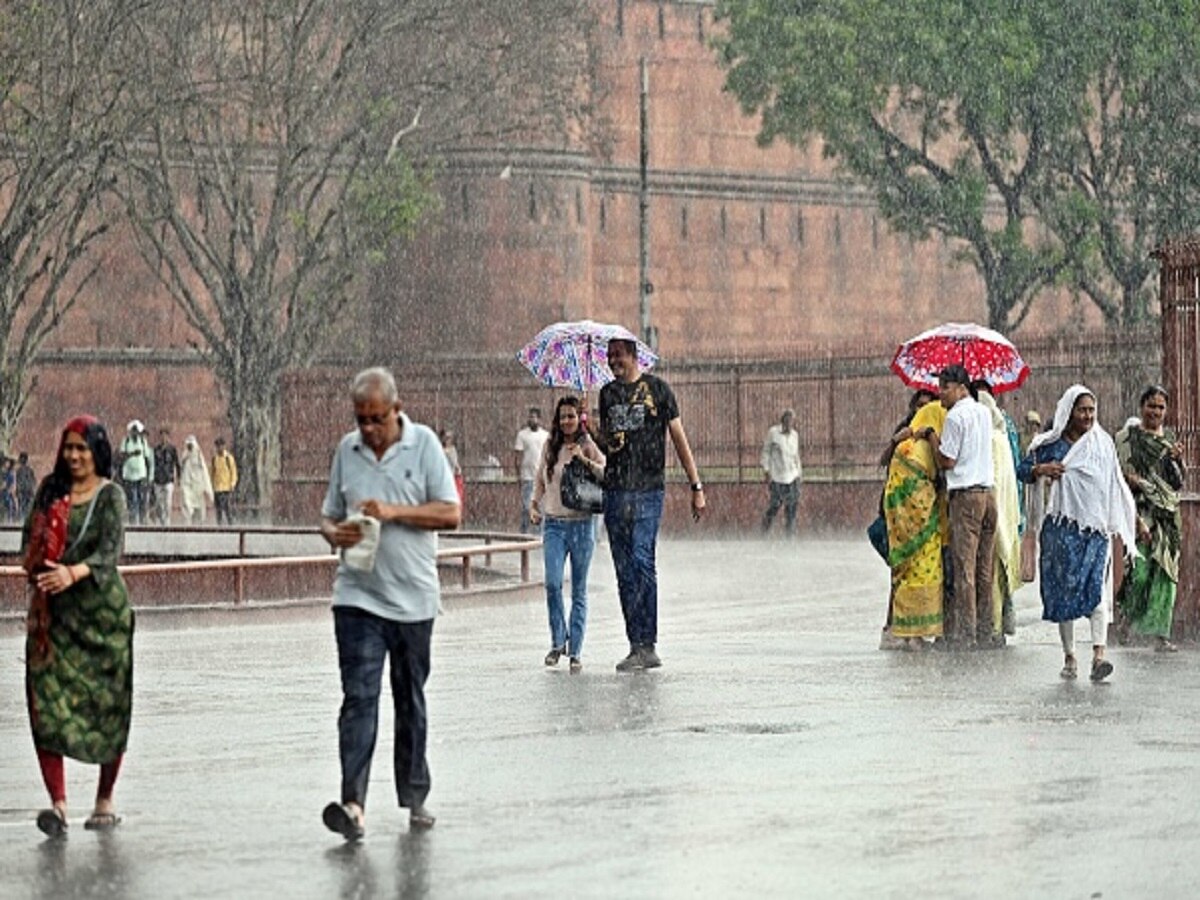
[322,801,365,842]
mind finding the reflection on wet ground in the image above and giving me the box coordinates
[2,537,1199,898]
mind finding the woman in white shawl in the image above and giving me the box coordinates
[178,436,214,525]
[1016,385,1138,682]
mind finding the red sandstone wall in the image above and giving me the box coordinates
[6,0,1108,478]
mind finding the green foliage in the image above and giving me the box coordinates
[347,155,438,266]
[715,0,1200,329]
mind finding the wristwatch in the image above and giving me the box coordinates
[691,482,704,492]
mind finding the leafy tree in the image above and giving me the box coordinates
[122,0,602,516]
[0,0,148,450]
[1033,1,1200,326]
[714,0,1101,332]
[121,0,434,516]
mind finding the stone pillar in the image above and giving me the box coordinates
[1153,237,1200,638]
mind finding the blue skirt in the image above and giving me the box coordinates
[1039,516,1108,622]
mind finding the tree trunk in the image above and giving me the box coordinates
[0,364,32,455]
[225,378,282,523]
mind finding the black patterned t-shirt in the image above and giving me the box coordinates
[599,374,679,491]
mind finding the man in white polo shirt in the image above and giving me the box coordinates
[918,364,998,648]
[319,367,460,841]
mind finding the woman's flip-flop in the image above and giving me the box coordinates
[36,808,68,837]
[84,812,122,831]
[322,802,365,842]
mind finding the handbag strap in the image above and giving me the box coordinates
[65,481,108,557]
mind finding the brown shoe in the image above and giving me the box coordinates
[1090,659,1114,682]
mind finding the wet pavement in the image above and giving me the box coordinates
[2,536,1200,899]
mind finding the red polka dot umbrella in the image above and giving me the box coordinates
[890,322,1030,394]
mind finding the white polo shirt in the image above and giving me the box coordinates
[939,396,994,491]
[322,413,459,622]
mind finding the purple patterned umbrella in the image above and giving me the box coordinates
[516,320,658,391]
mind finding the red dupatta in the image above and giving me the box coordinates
[24,415,96,668]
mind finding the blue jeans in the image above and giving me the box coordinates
[542,516,596,657]
[333,608,433,810]
[603,489,664,647]
[124,480,148,524]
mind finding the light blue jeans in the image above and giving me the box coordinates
[542,516,596,657]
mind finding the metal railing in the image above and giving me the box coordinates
[1,528,541,607]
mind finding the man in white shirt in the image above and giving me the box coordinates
[513,407,549,533]
[918,365,998,648]
[760,408,802,535]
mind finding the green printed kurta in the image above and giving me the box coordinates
[1115,425,1181,638]
[23,482,133,763]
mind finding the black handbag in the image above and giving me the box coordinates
[560,458,604,514]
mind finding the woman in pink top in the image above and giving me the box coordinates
[530,397,605,673]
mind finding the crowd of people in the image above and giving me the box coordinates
[13,351,1189,843]
[1,452,38,523]
[5,422,238,528]
[876,370,1184,684]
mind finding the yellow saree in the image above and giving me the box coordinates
[885,401,948,638]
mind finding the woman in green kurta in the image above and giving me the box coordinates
[1116,386,1185,652]
[23,415,132,837]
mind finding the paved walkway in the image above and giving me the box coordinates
[2,537,1199,898]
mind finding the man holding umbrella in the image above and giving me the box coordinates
[917,365,998,648]
[599,337,706,672]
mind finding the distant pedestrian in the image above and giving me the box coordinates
[320,367,459,841]
[440,428,465,522]
[1,457,15,522]
[530,396,606,673]
[598,337,706,672]
[919,365,997,649]
[1021,410,1043,455]
[760,408,802,536]
[23,415,132,836]
[1018,385,1137,682]
[513,407,548,533]
[179,436,213,524]
[118,420,153,524]
[210,438,238,525]
[15,452,36,521]
[1115,385,1184,652]
[152,428,181,525]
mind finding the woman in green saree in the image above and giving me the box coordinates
[23,415,132,837]
[1116,386,1184,652]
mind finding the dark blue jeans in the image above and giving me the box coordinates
[603,488,664,647]
[333,607,433,810]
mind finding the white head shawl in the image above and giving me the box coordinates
[1030,384,1137,551]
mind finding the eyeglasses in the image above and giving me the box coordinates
[356,413,390,427]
